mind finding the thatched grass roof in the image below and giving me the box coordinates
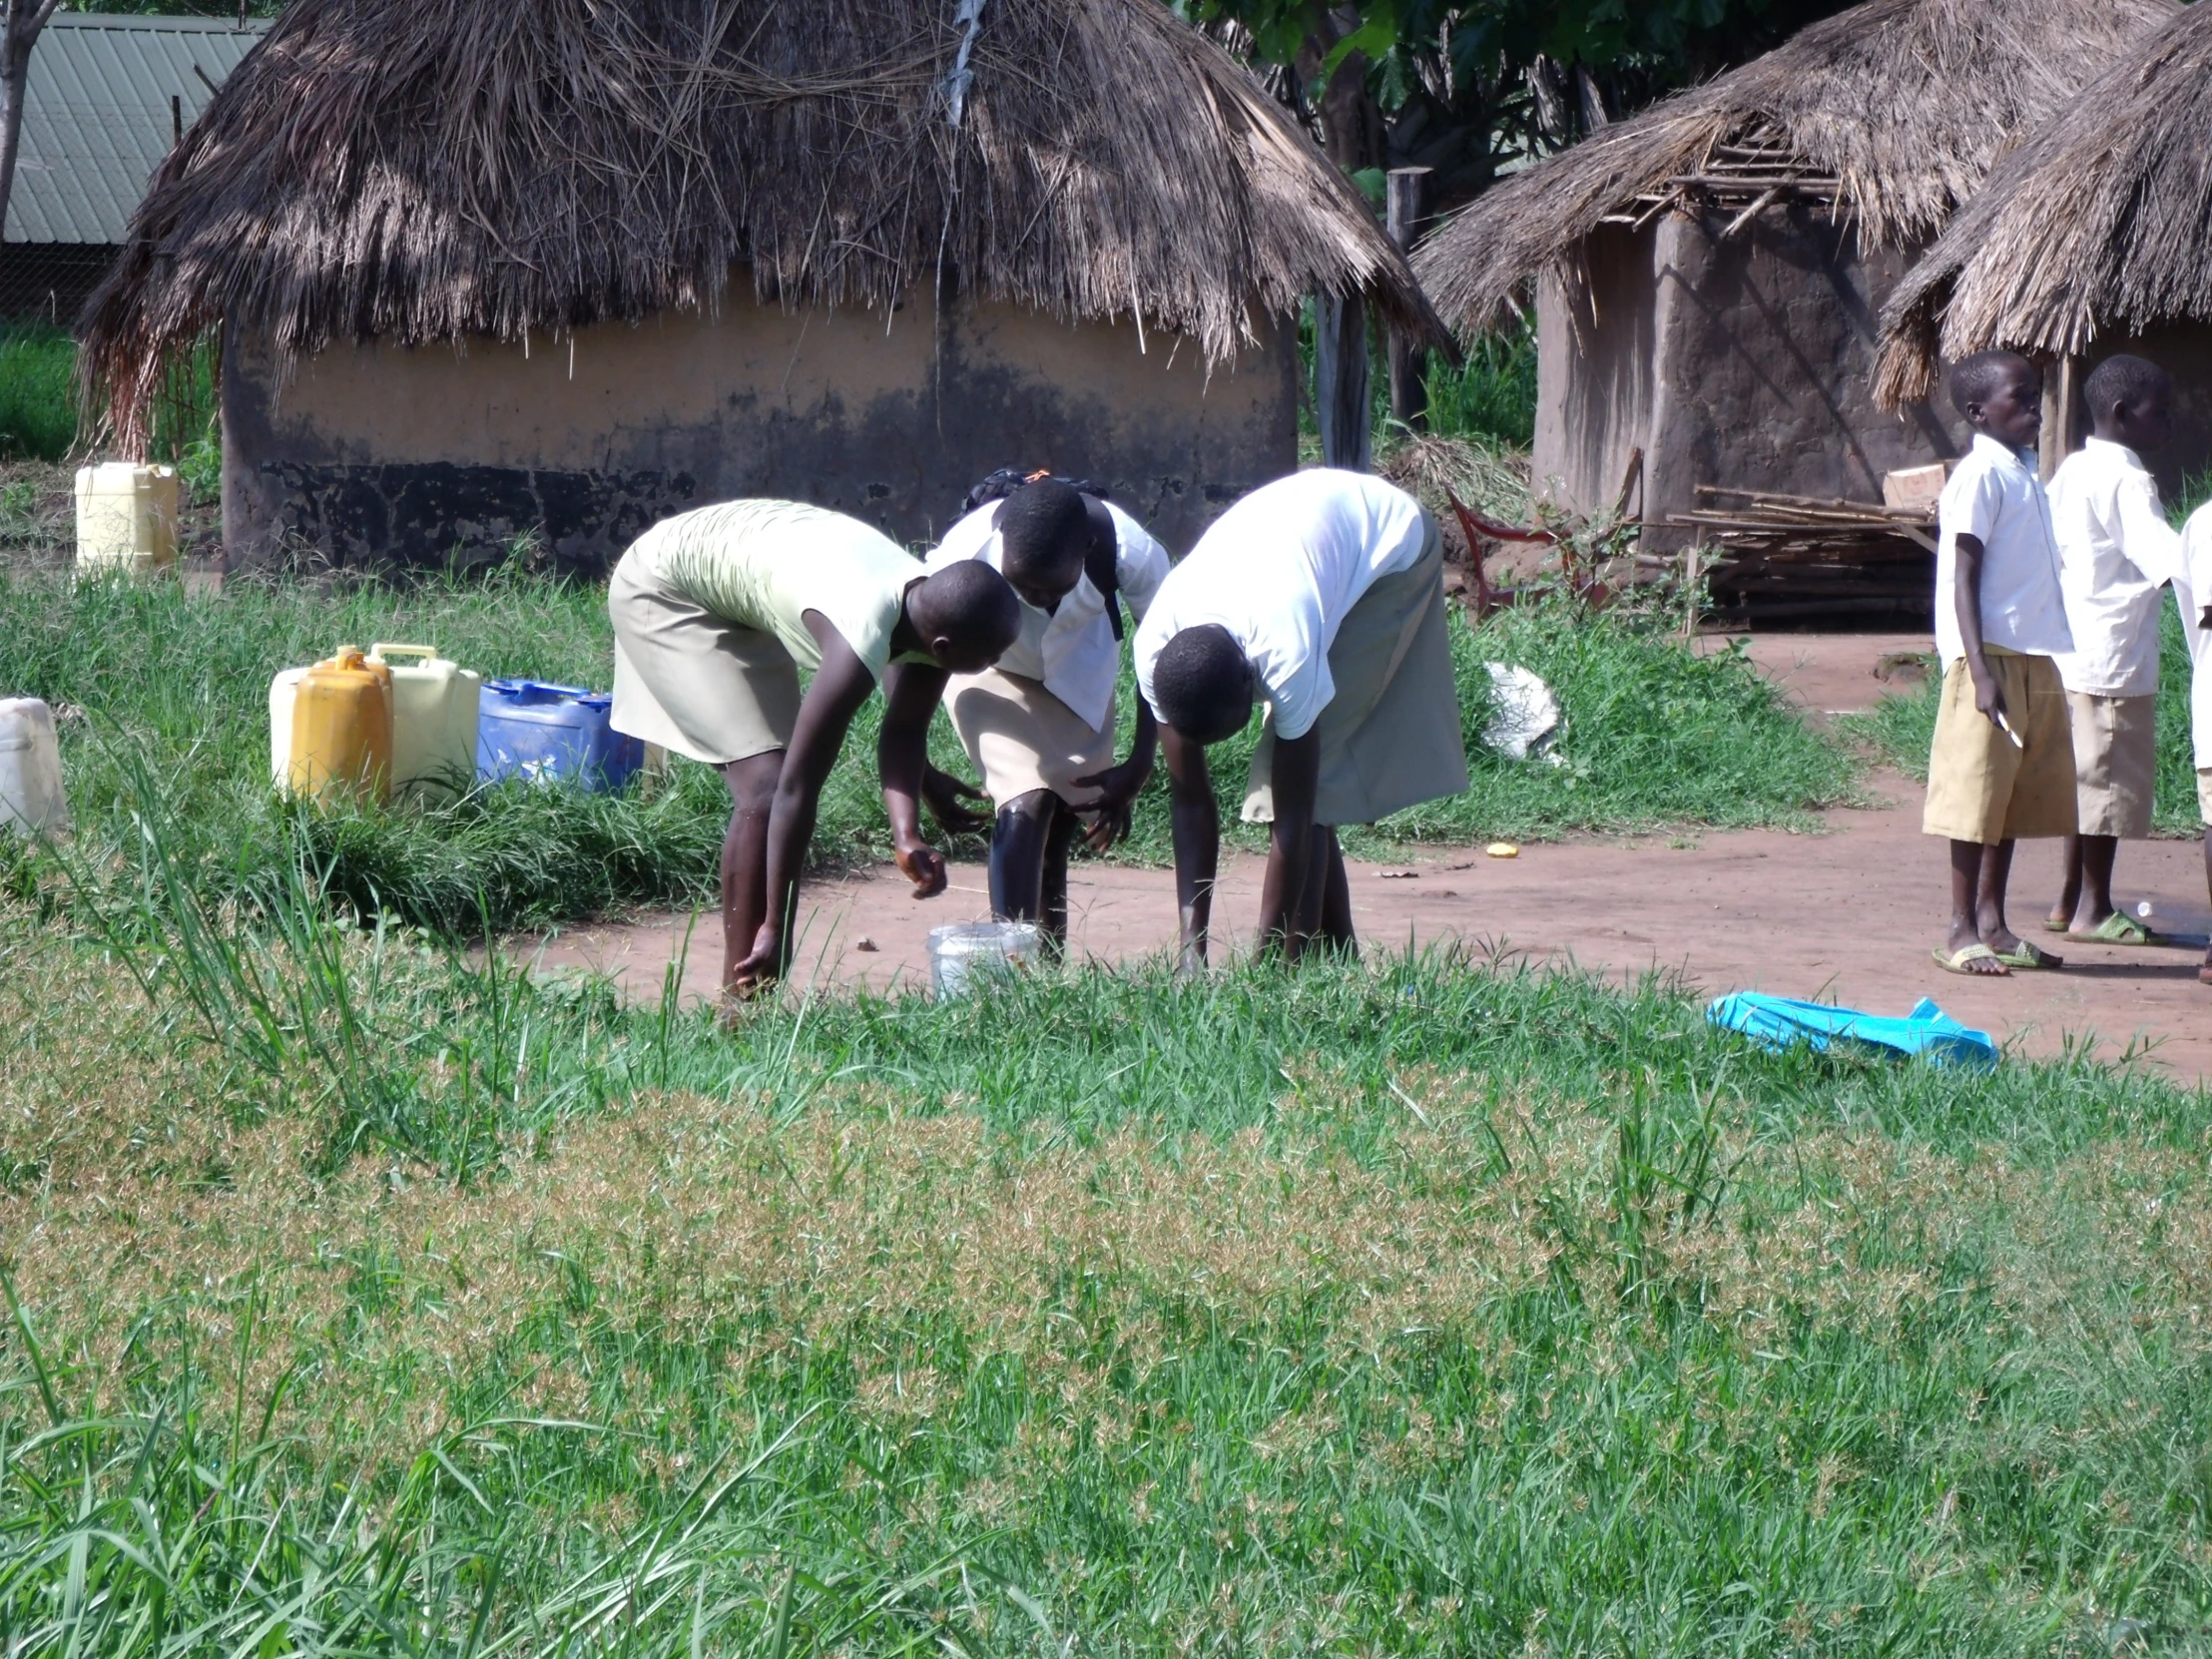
[1876,4,2212,408]
[1413,0,2176,340]
[81,0,1447,451]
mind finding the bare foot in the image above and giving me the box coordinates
[1940,923,2008,975]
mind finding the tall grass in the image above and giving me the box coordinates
[0,321,78,461]
[4,784,2211,1654]
[0,565,1855,935]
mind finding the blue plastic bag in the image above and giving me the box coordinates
[1706,992,1998,1070]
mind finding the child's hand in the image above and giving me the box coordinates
[920,767,992,835]
[895,840,950,897]
[1969,662,2008,731]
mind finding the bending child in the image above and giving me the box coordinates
[2044,354,2181,944]
[1925,351,2077,976]
[608,499,1019,996]
[1135,468,1468,968]
[895,477,1170,948]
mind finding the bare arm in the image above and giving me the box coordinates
[731,619,878,985]
[1159,724,1218,973]
[1073,699,1158,853]
[1953,532,2005,730]
[1254,727,1321,957]
[876,662,955,896]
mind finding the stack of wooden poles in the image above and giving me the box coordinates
[1668,485,1936,624]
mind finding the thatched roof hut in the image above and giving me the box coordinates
[82,0,1446,569]
[1877,3,2212,494]
[1411,0,2172,613]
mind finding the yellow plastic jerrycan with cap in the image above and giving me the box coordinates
[367,644,481,802]
[284,648,392,805]
[74,462,180,576]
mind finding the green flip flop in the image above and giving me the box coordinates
[2064,911,2161,946]
[1932,943,2009,976]
[1993,938,2061,970]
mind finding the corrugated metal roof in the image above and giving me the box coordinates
[8,12,267,246]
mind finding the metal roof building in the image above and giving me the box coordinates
[4,12,267,318]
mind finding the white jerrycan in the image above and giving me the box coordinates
[269,665,310,792]
[367,644,482,802]
[74,462,180,576]
[0,697,69,833]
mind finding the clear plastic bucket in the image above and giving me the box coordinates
[927,921,1041,998]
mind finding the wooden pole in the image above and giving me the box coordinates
[1384,167,1431,432]
[1315,291,1372,470]
[2038,354,2080,480]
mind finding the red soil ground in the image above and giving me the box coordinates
[517,633,2212,1082]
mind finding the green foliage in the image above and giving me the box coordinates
[0,323,78,462]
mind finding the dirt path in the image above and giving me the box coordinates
[516,632,2212,1082]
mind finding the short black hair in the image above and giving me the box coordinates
[909,560,1021,662]
[1151,624,1253,745]
[1949,349,2036,418]
[2084,353,2171,424]
[995,481,1092,588]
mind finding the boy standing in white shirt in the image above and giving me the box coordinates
[1924,352,2077,976]
[1136,469,1468,967]
[2172,505,2212,985]
[2043,355,2181,944]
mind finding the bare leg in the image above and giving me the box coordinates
[2047,832,2083,930]
[1976,837,2054,964]
[1945,838,2006,973]
[1039,802,1077,953]
[720,751,784,991]
[1289,826,1332,955]
[1317,830,1358,958]
[2065,834,2120,933]
[2200,830,2212,984]
[988,789,1059,926]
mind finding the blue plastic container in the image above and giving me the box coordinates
[475,680,644,793]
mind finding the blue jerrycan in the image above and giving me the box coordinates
[475,681,644,793]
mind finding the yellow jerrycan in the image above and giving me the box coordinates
[367,644,482,802]
[285,648,392,805]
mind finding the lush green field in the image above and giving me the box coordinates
[1842,603,2202,838]
[4,813,2210,1655]
[0,565,1854,935]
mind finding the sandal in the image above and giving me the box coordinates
[2064,911,2162,946]
[1933,943,2009,976]
[1993,939,2061,970]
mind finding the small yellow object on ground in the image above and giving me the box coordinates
[1486,841,1519,859]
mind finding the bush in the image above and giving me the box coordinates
[0,322,78,461]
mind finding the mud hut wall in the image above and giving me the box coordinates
[2073,322,2212,507]
[1533,223,1660,520]
[1533,211,1965,546]
[220,284,1298,572]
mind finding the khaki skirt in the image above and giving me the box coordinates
[1243,517,1469,827]
[607,546,801,766]
[945,666,1116,807]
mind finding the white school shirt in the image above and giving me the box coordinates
[1934,433,2072,666]
[2173,505,2212,771]
[2047,437,2182,699]
[1135,469,1429,741]
[923,499,1170,733]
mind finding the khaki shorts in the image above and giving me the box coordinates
[944,667,1115,808]
[2066,690,2156,839]
[1922,649,2076,843]
[1244,516,1470,828]
[608,544,800,766]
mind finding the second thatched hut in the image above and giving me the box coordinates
[1878,3,2212,500]
[1412,0,2173,604]
[79,0,1446,571]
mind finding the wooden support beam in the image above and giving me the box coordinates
[1384,167,1431,434]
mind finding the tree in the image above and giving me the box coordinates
[1177,0,1857,209]
[0,0,62,253]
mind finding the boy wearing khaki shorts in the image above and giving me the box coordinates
[1925,352,2077,976]
[2176,501,2212,985]
[2044,355,2181,944]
